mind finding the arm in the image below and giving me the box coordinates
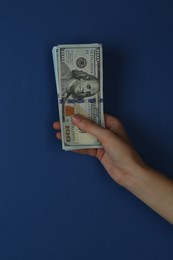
[53,114,173,224]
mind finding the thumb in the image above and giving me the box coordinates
[72,114,112,144]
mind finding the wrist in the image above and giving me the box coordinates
[119,162,151,190]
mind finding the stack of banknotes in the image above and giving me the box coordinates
[52,43,104,151]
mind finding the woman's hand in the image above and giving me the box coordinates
[53,114,147,186]
[53,114,173,224]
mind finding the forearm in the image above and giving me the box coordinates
[54,114,173,224]
[123,165,173,224]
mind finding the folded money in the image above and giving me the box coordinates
[52,43,104,150]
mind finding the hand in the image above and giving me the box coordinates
[53,114,173,223]
[53,114,147,187]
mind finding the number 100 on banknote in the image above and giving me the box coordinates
[52,43,104,150]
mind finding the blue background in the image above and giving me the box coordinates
[0,0,173,259]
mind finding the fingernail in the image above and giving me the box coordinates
[73,114,82,123]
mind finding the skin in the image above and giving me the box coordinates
[53,114,173,224]
[70,79,99,98]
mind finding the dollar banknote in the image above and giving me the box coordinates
[52,43,104,150]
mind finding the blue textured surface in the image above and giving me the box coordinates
[0,0,173,259]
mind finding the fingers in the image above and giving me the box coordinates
[72,114,113,145]
[72,149,98,157]
[53,121,61,140]
[53,121,61,130]
[53,119,99,157]
[56,132,62,140]
[72,148,105,160]
[53,115,126,139]
[53,114,130,147]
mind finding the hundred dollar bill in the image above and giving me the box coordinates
[52,43,104,150]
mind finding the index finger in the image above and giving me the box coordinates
[53,121,61,130]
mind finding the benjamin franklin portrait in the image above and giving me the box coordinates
[60,63,99,99]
